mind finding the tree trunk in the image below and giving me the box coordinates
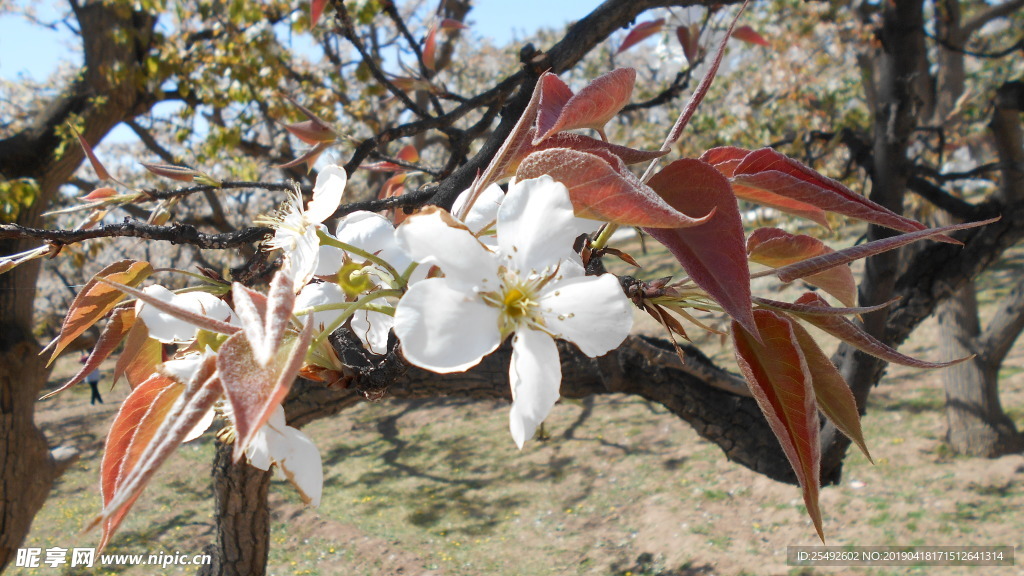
[197,440,272,576]
[939,283,1023,456]
[0,3,158,568]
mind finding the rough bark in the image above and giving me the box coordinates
[821,0,928,482]
[196,440,272,576]
[940,80,1024,456]
[0,2,157,569]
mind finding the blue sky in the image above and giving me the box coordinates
[0,0,600,81]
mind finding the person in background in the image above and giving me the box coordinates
[79,353,104,405]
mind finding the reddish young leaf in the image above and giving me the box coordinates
[284,120,337,145]
[533,68,636,143]
[361,145,421,172]
[617,19,665,54]
[70,124,111,182]
[732,25,770,47]
[459,69,544,218]
[788,319,872,462]
[675,24,701,65]
[97,366,220,550]
[81,187,118,201]
[731,148,946,237]
[310,0,328,27]
[114,320,164,389]
[507,129,668,178]
[276,142,330,173]
[790,293,972,369]
[773,217,998,284]
[516,148,714,229]
[47,260,154,365]
[42,305,136,400]
[699,146,750,177]
[99,374,181,551]
[753,295,896,318]
[423,21,439,71]
[747,227,857,307]
[732,310,823,541]
[661,3,747,150]
[140,163,202,183]
[645,158,757,336]
[218,319,313,462]
[439,18,469,31]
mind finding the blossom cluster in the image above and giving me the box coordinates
[128,167,634,507]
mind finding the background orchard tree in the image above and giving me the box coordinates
[1,0,1023,574]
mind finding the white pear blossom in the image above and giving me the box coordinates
[244,405,323,507]
[393,176,634,448]
[263,165,348,292]
[135,286,238,344]
[299,210,412,354]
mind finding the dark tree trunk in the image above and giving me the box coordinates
[197,440,272,576]
[0,3,157,569]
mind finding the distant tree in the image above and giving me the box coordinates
[1,1,1022,575]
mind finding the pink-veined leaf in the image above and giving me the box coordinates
[516,148,714,229]
[732,25,770,47]
[232,272,295,366]
[773,217,998,284]
[748,227,856,307]
[114,320,163,389]
[388,76,440,93]
[662,2,747,150]
[731,148,948,237]
[535,74,575,147]
[70,124,111,182]
[675,24,701,65]
[423,21,439,70]
[789,293,972,369]
[46,260,154,365]
[96,364,220,551]
[617,19,665,54]
[646,158,757,336]
[98,373,181,551]
[310,0,328,27]
[533,68,636,143]
[732,310,823,542]
[787,319,872,462]
[699,146,750,177]
[218,318,314,462]
[42,305,135,400]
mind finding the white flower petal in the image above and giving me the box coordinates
[508,329,561,449]
[351,309,393,355]
[315,244,345,276]
[284,225,322,291]
[452,183,504,235]
[245,428,273,471]
[335,211,401,260]
[497,176,585,273]
[395,209,498,288]
[394,278,502,372]
[295,282,347,331]
[137,287,237,343]
[307,165,347,223]
[540,274,633,357]
[183,407,215,443]
[276,425,324,507]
